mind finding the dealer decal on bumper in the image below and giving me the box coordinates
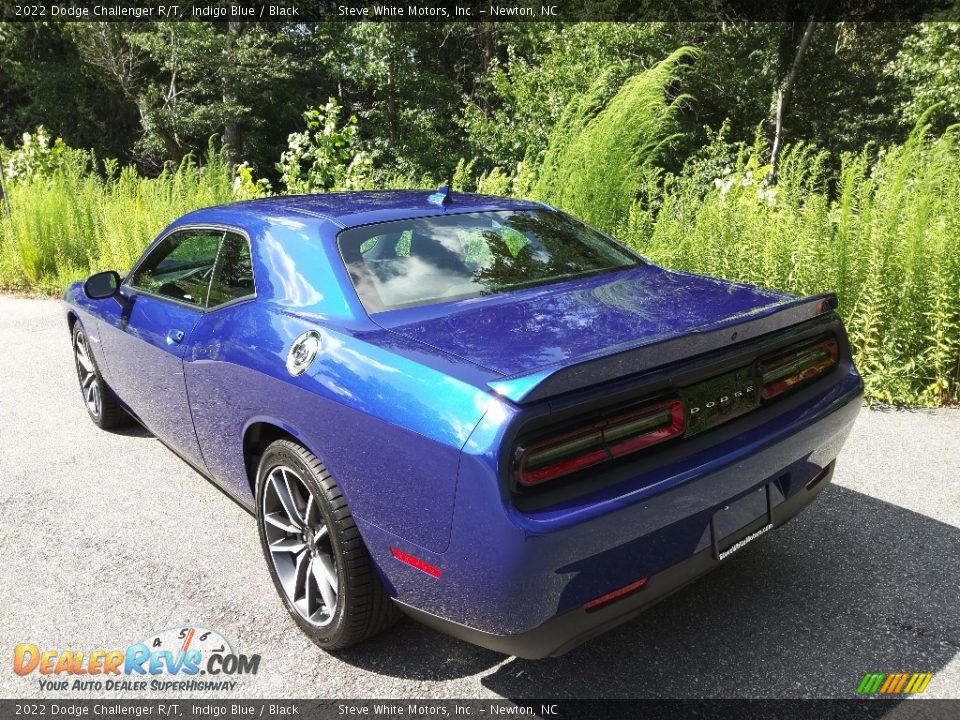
[717,522,774,560]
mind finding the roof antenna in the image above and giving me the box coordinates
[428,183,452,206]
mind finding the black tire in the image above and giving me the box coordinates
[72,322,130,430]
[255,439,400,650]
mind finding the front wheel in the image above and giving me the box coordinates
[72,323,129,429]
[255,439,400,650]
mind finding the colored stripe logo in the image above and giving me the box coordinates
[857,673,933,694]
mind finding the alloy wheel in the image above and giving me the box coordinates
[74,333,101,418]
[261,465,338,627]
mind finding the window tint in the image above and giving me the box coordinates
[338,210,640,312]
[208,232,255,307]
[130,229,223,307]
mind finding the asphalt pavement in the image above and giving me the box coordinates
[0,295,957,699]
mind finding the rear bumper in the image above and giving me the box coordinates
[368,369,862,656]
[396,463,833,658]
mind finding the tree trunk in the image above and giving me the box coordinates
[0,161,13,234]
[156,124,186,167]
[222,20,246,167]
[769,19,817,184]
[133,100,184,168]
[479,22,498,118]
[386,52,398,145]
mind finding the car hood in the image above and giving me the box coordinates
[374,264,794,378]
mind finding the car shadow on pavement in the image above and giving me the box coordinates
[332,618,506,681]
[335,484,959,694]
[108,422,154,439]
[480,484,960,698]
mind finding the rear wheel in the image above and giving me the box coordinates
[255,439,400,650]
[72,323,129,429]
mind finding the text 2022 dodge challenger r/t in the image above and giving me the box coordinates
[63,189,862,658]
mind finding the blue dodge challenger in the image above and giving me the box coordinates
[63,189,863,657]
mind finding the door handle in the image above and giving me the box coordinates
[166,329,185,345]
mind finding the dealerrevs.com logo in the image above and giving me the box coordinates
[13,626,260,693]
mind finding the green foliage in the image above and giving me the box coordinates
[451,158,478,192]
[892,23,960,129]
[1,127,93,183]
[337,23,481,182]
[460,23,678,170]
[535,47,697,229]
[3,20,960,408]
[64,22,299,172]
[0,135,237,294]
[624,121,960,407]
[0,23,140,163]
[0,21,933,183]
[232,162,272,200]
[277,101,373,193]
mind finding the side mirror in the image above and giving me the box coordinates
[83,271,121,300]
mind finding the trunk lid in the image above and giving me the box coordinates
[373,264,834,403]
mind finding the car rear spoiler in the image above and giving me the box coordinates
[487,292,839,405]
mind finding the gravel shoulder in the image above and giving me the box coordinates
[1,295,957,699]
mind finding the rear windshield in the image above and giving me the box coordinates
[338,210,640,312]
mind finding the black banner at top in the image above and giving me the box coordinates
[3,0,960,23]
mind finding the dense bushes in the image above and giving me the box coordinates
[529,55,960,406]
[1,60,958,407]
[630,127,960,407]
[0,131,236,293]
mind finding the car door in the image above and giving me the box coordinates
[97,227,225,469]
[182,230,262,499]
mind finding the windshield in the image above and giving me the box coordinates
[338,210,640,312]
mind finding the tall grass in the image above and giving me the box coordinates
[527,50,960,405]
[620,125,960,407]
[535,47,696,229]
[0,153,235,293]
[1,59,958,406]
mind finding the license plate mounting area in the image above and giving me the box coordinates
[711,483,775,561]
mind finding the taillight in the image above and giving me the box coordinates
[517,399,685,487]
[759,337,839,400]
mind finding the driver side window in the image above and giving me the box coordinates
[130,229,224,307]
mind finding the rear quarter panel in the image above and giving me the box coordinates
[186,305,489,552]
[184,214,493,553]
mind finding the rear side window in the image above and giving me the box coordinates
[338,210,639,312]
[208,232,255,307]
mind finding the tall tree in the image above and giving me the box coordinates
[69,22,296,170]
[769,19,817,183]
[0,23,138,160]
[339,23,486,179]
[221,20,247,167]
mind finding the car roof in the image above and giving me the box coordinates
[216,190,549,228]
